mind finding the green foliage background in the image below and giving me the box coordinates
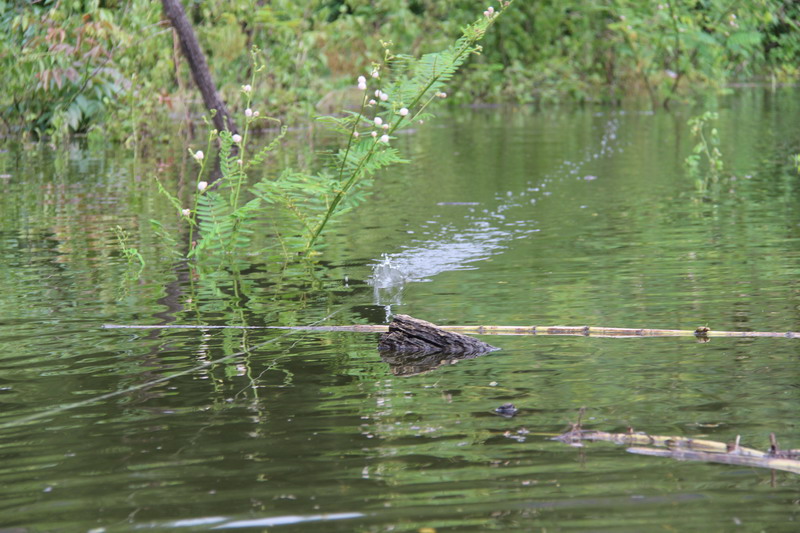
[1,0,799,140]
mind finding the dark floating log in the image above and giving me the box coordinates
[378,314,499,356]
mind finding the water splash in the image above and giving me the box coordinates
[369,254,406,319]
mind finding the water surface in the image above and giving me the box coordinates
[1,89,800,531]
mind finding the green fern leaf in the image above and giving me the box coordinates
[245,126,288,171]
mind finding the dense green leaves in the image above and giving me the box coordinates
[0,0,167,140]
[3,0,800,140]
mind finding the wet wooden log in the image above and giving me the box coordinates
[378,314,499,355]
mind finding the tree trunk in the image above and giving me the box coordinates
[161,0,237,134]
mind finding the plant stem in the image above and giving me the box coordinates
[303,18,490,256]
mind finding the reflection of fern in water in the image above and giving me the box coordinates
[685,111,724,195]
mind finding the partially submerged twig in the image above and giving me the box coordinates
[626,447,800,474]
[554,412,800,475]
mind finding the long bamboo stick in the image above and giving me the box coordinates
[101,323,800,338]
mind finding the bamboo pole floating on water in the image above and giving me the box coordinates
[102,323,800,338]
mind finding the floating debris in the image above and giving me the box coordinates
[494,403,519,417]
[554,410,800,475]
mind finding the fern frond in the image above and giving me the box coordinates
[218,131,240,189]
[336,141,406,177]
[245,126,288,172]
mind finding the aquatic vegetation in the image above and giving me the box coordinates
[685,111,725,193]
[112,225,145,275]
[151,4,513,267]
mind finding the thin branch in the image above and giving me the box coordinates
[101,323,800,338]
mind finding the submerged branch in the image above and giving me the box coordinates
[555,423,800,475]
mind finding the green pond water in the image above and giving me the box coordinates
[1,89,800,531]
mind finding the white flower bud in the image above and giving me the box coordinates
[374,117,383,127]
[245,108,253,117]
[242,84,252,93]
[181,208,191,217]
[197,181,208,192]
[399,107,409,116]
[193,150,204,162]
[232,134,242,143]
[380,134,389,144]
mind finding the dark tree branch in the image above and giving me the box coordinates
[161,0,237,134]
